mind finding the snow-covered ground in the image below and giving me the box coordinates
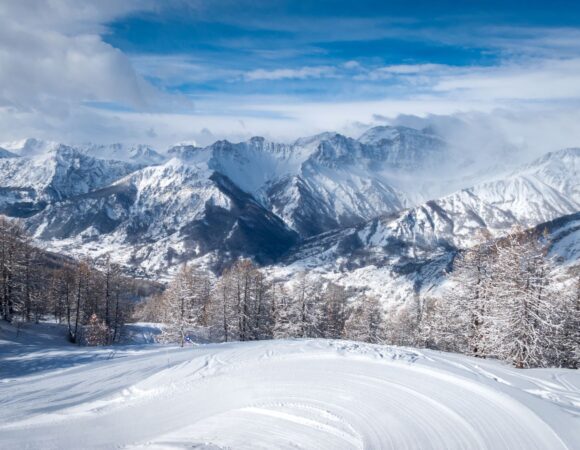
[1,323,579,449]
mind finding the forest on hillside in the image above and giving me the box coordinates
[140,227,579,369]
[0,218,158,345]
[1,216,578,369]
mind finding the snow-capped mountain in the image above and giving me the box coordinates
[358,125,446,170]
[25,155,298,274]
[0,145,140,217]
[1,138,168,166]
[0,131,577,280]
[469,148,579,226]
[284,148,579,269]
[200,128,451,236]
[0,128,441,273]
[165,131,422,237]
[270,148,580,304]
[0,147,18,158]
[1,137,63,157]
[261,133,411,236]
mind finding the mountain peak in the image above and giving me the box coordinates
[1,137,62,157]
[294,131,342,148]
[249,136,266,144]
[358,125,442,145]
[358,126,399,144]
[356,125,447,170]
[0,146,19,158]
[542,147,580,160]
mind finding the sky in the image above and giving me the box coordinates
[1,0,580,153]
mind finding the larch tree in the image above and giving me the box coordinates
[0,218,25,322]
[161,264,206,347]
[272,281,300,339]
[70,260,91,343]
[293,273,324,338]
[344,295,385,343]
[555,271,580,368]
[441,240,495,357]
[209,272,238,342]
[84,313,109,346]
[488,229,559,368]
[321,283,349,339]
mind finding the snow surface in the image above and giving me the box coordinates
[1,323,579,449]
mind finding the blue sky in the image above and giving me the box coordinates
[102,0,578,104]
[1,0,580,148]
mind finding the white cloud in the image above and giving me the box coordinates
[433,58,580,101]
[131,54,244,87]
[0,0,158,116]
[0,0,579,162]
[244,66,337,81]
[343,60,361,69]
[0,0,156,33]
[373,63,448,75]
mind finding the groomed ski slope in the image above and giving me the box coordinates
[1,330,579,449]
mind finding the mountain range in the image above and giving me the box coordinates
[0,128,578,304]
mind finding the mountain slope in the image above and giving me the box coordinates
[469,148,580,226]
[27,156,298,274]
[537,211,580,265]
[0,132,576,280]
[0,146,140,218]
[358,125,446,170]
[273,149,579,304]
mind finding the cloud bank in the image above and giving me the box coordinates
[0,0,579,161]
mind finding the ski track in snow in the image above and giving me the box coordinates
[0,338,579,449]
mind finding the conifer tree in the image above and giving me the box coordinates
[344,295,384,343]
[160,264,199,346]
[488,229,559,368]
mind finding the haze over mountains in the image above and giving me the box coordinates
[0,126,578,303]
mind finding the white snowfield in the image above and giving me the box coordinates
[1,333,579,449]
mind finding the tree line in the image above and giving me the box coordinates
[140,227,579,369]
[2,212,577,367]
[0,218,137,345]
[138,259,385,347]
[416,228,579,368]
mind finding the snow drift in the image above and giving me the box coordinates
[1,328,578,449]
